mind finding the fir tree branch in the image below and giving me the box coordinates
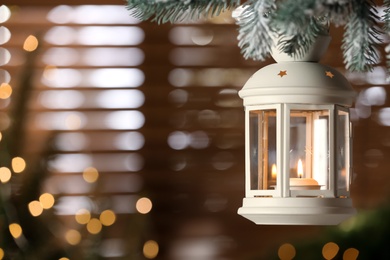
[271,0,328,58]
[383,0,390,74]
[342,0,381,72]
[126,0,241,23]
[384,0,390,31]
[315,0,352,26]
[237,0,276,61]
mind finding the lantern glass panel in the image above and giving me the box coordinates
[336,108,350,192]
[249,109,277,190]
[289,110,330,190]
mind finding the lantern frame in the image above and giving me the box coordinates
[244,104,351,199]
[237,41,357,225]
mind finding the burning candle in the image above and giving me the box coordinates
[289,159,320,190]
[271,164,277,179]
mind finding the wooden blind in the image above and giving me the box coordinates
[2,2,390,260]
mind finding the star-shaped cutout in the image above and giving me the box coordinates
[278,70,287,77]
[325,71,334,78]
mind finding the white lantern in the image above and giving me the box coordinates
[237,35,357,225]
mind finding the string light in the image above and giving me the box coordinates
[28,200,44,217]
[65,229,81,245]
[322,242,340,260]
[0,167,11,183]
[82,167,99,183]
[39,193,55,209]
[343,248,359,260]
[136,197,152,214]
[277,243,296,260]
[11,157,26,173]
[75,208,91,225]
[0,83,12,99]
[99,209,116,226]
[9,223,22,239]
[143,240,159,259]
[23,35,39,52]
[86,218,102,234]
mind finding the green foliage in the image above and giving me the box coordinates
[383,0,390,73]
[126,0,241,23]
[237,0,275,61]
[126,0,387,72]
[271,0,328,58]
[342,0,381,72]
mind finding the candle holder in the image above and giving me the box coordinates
[237,35,357,225]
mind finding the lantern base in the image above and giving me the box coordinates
[238,197,356,225]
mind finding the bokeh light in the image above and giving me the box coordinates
[0,167,11,183]
[0,83,12,99]
[0,248,4,260]
[99,209,116,226]
[143,240,159,259]
[0,26,11,45]
[343,248,359,260]
[136,197,152,214]
[82,166,99,183]
[39,193,55,209]
[86,218,102,234]
[65,229,81,245]
[11,157,26,173]
[9,223,22,239]
[277,243,296,260]
[23,35,39,52]
[28,200,44,217]
[322,242,339,259]
[0,6,11,23]
[75,208,91,224]
[0,48,11,66]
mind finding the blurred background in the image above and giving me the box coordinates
[1,1,390,259]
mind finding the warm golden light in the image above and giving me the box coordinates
[65,229,81,245]
[0,83,12,99]
[28,200,44,217]
[0,167,12,183]
[75,209,91,225]
[0,248,4,260]
[278,243,296,260]
[59,258,70,260]
[86,218,102,235]
[0,132,2,142]
[343,248,359,260]
[99,209,116,226]
[83,167,99,183]
[322,242,339,260]
[39,193,55,209]
[136,197,153,214]
[9,223,23,239]
[12,157,26,173]
[271,164,277,179]
[297,159,303,178]
[23,35,39,52]
[143,240,159,259]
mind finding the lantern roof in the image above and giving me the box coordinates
[239,61,356,107]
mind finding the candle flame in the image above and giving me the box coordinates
[297,159,303,178]
[271,164,277,179]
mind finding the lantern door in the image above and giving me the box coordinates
[285,105,335,198]
[246,105,281,197]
